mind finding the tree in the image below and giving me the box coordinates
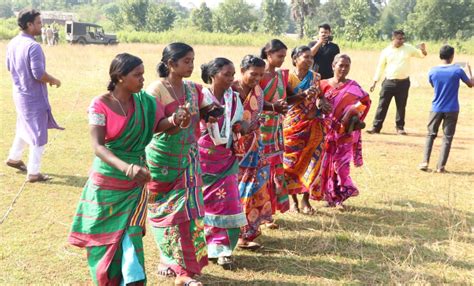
[213,0,258,33]
[290,0,320,38]
[191,2,213,32]
[121,0,148,31]
[103,2,124,30]
[310,0,344,36]
[406,0,474,40]
[147,4,176,32]
[0,2,14,18]
[378,0,416,38]
[262,0,288,35]
[341,0,371,41]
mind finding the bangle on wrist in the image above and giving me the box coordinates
[125,163,134,177]
[271,104,275,112]
[171,113,179,126]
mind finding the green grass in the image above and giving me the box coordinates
[0,43,473,285]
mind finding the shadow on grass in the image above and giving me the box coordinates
[251,201,474,283]
[46,173,88,188]
[201,274,302,286]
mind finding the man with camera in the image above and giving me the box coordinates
[308,23,340,80]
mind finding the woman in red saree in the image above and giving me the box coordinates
[319,54,371,207]
[259,39,290,227]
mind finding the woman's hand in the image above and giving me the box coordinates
[273,99,289,114]
[317,97,332,114]
[233,120,250,135]
[127,165,151,184]
[304,86,319,97]
[176,105,191,128]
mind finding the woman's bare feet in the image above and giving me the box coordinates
[174,276,202,286]
[300,193,315,215]
[289,194,300,213]
[237,238,261,250]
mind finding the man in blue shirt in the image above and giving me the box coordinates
[419,45,472,173]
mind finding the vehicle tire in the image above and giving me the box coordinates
[77,38,86,45]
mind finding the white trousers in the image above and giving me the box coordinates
[8,133,45,175]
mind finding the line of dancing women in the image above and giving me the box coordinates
[68,40,371,286]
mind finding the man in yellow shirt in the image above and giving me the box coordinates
[367,30,427,135]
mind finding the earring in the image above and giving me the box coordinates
[119,79,123,83]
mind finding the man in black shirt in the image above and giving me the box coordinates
[308,23,340,79]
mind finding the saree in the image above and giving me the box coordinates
[145,80,210,277]
[69,90,157,285]
[234,84,270,241]
[283,71,327,200]
[198,87,247,258]
[259,69,290,214]
[319,80,371,206]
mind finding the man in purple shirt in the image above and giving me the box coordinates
[5,9,62,182]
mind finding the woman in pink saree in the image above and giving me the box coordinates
[319,54,371,207]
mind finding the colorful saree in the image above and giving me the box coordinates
[234,84,270,241]
[145,80,210,277]
[69,90,158,285]
[198,87,247,258]
[283,71,327,200]
[259,69,290,214]
[320,80,371,206]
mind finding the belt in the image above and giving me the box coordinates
[385,77,409,82]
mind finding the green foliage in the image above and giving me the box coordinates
[0,17,18,40]
[121,0,148,31]
[262,0,288,35]
[290,0,320,38]
[102,2,123,31]
[191,2,213,32]
[213,0,257,33]
[309,0,344,36]
[406,0,474,40]
[147,4,176,32]
[0,2,14,18]
[378,0,416,38]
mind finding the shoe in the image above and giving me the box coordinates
[5,159,27,172]
[418,162,428,171]
[396,128,407,135]
[237,241,262,251]
[27,173,51,183]
[217,256,234,270]
[435,168,448,173]
[366,128,380,134]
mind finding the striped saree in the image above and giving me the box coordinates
[198,87,247,258]
[283,71,327,200]
[69,91,157,285]
[145,80,209,277]
[259,69,290,214]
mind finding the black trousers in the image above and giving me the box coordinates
[422,111,458,169]
[372,78,410,130]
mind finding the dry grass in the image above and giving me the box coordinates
[0,42,473,285]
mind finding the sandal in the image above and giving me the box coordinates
[289,202,300,213]
[175,279,202,286]
[265,222,279,229]
[237,241,261,251]
[27,173,51,183]
[301,206,315,215]
[157,266,176,278]
[5,160,27,172]
[217,256,234,270]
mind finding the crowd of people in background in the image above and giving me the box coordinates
[5,9,473,286]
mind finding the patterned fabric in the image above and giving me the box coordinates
[319,80,371,206]
[88,111,106,126]
[198,87,246,258]
[259,69,290,214]
[283,71,327,199]
[145,80,209,276]
[233,85,271,241]
[151,218,208,277]
[69,90,158,285]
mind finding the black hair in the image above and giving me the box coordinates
[240,55,265,70]
[333,53,351,65]
[107,53,143,91]
[17,9,41,31]
[291,45,311,66]
[439,45,455,60]
[260,39,288,59]
[318,23,331,31]
[201,57,233,84]
[157,42,194,78]
[392,30,405,37]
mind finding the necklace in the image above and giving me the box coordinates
[110,92,127,116]
[165,79,184,105]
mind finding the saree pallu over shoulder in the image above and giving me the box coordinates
[283,71,327,199]
[69,90,157,248]
[146,80,206,228]
[259,69,289,213]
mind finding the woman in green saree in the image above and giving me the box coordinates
[69,53,163,285]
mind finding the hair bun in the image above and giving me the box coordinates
[157,61,169,78]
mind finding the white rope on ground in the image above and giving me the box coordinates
[0,88,83,225]
[0,180,27,224]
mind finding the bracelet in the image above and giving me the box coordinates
[170,113,179,126]
[271,104,275,112]
[125,163,134,177]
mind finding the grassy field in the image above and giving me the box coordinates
[0,42,473,285]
